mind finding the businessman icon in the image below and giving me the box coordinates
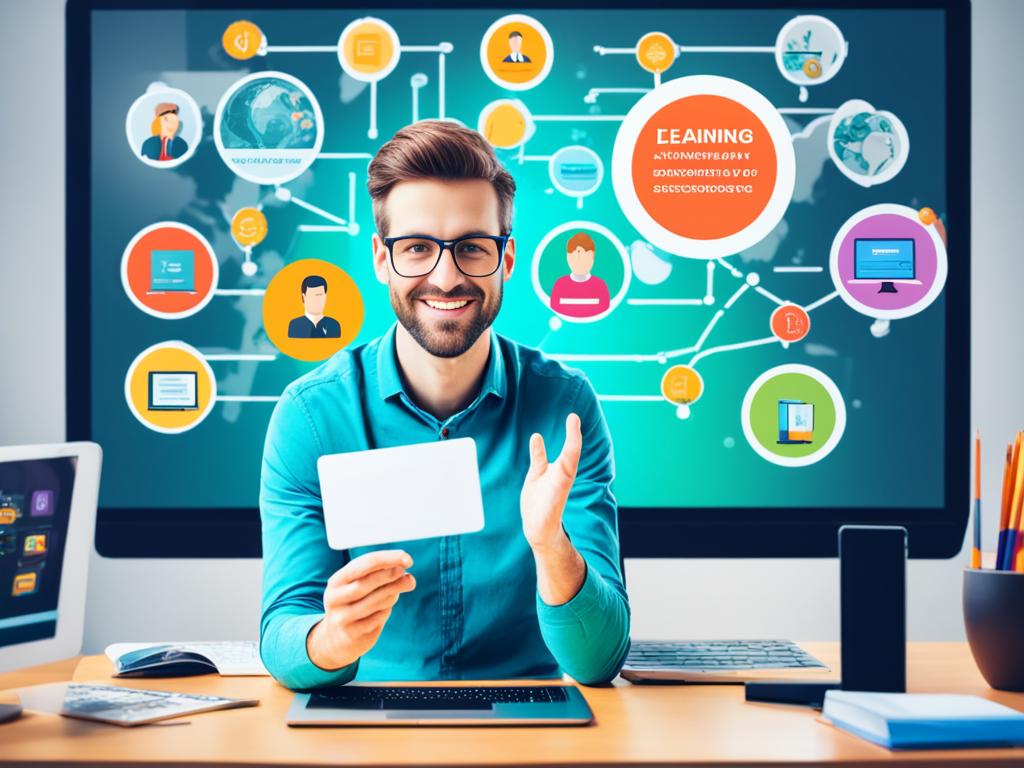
[288,275,342,338]
[502,31,531,63]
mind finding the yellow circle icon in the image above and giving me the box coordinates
[636,32,677,74]
[222,21,263,61]
[231,207,268,247]
[339,18,399,80]
[660,365,704,405]
[482,16,551,89]
[802,58,823,78]
[124,341,217,434]
[479,101,530,149]
[262,259,365,362]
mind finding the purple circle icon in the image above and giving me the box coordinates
[829,204,948,320]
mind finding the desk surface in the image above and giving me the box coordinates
[1,644,1023,767]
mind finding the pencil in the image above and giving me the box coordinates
[1001,432,1024,571]
[996,438,1017,570]
[971,430,981,569]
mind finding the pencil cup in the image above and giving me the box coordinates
[963,568,1024,691]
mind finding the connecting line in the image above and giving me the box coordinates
[217,395,281,403]
[689,336,781,368]
[754,285,787,306]
[716,257,743,279]
[201,354,276,362]
[520,154,551,163]
[316,152,373,160]
[533,114,627,122]
[626,298,703,306]
[214,289,266,296]
[298,225,348,233]
[773,266,823,273]
[288,193,348,227]
[805,290,840,313]
[597,395,664,402]
[722,281,749,310]
[584,87,651,104]
[548,352,664,363]
[778,107,837,115]
[264,45,335,53]
[678,45,774,54]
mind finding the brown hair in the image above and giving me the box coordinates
[567,232,595,252]
[367,120,516,237]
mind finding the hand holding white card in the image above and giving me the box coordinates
[318,438,485,550]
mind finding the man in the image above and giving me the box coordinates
[549,231,612,319]
[287,275,342,339]
[260,120,630,690]
[140,102,189,162]
[502,30,531,63]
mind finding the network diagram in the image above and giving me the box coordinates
[118,12,949,468]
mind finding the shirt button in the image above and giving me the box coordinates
[440,428,450,439]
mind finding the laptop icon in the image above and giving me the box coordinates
[147,371,199,411]
[147,250,196,295]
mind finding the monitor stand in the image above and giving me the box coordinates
[0,700,22,725]
[877,280,898,294]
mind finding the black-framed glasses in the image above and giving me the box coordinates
[382,233,510,278]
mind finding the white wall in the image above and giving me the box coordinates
[1,0,1020,652]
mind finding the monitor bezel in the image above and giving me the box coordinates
[67,0,970,559]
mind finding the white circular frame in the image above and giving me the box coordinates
[479,13,554,91]
[337,17,401,83]
[741,363,847,468]
[531,220,632,325]
[774,15,848,86]
[120,221,219,320]
[548,145,604,199]
[125,86,203,170]
[828,203,948,320]
[213,70,325,186]
[611,75,796,261]
[123,340,218,435]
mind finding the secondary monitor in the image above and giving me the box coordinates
[0,443,101,674]
[68,0,970,558]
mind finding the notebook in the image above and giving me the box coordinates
[822,690,1024,749]
[105,641,268,677]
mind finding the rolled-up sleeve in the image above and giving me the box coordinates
[259,386,358,690]
[535,375,631,685]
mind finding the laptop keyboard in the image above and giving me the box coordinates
[625,639,827,670]
[308,685,569,711]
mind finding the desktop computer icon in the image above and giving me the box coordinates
[147,250,196,295]
[848,238,923,294]
[147,371,199,411]
[778,399,814,444]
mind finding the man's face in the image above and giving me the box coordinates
[509,34,523,53]
[372,178,515,359]
[302,285,327,316]
[567,247,594,275]
[160,112,180,136]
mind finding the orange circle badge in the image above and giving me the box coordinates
[262,259,364,362]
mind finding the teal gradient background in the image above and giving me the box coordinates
[89,7,946,512]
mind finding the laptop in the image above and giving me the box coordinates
[147,249,197,295]
[286,683,593,726]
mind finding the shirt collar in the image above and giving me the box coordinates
[376,321,506,404]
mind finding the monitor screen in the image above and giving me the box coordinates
[854,238,916,280]
[69,1,967,557]
[0,458,77,649]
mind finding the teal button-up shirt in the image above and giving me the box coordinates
[259,322,631,689]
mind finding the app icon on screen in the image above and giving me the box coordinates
[12,571,38,597]
[30,490,54,518]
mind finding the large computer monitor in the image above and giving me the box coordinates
[0,443,101,674]
[67,0,970,558]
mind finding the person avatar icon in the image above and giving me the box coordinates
[549,232,611,319]
[288,275,342,339]
[140,102,190,162]
[502,30,531,63]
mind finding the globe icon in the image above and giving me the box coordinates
[220,77,319,150]
[831,111,901,179]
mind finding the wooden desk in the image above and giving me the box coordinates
[1,644,1022,766]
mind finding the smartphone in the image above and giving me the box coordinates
[839,525,907,692]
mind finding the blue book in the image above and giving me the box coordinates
[822,691,1024,750]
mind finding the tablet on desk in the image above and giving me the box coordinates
[317,438,485,550]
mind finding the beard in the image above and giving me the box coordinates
[391,280,502,359]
